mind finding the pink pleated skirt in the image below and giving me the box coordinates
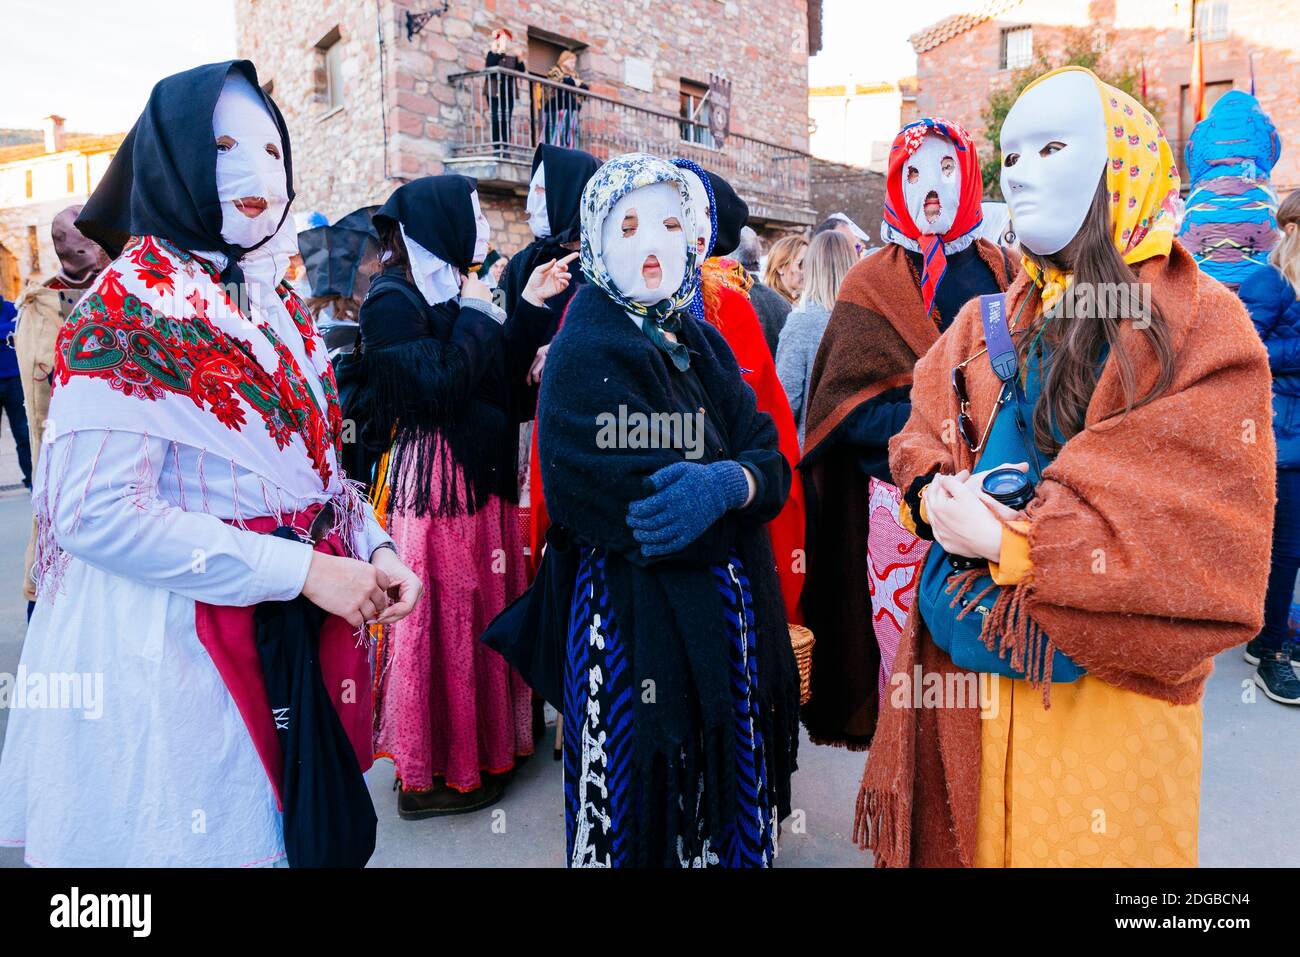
[373,467,533,792]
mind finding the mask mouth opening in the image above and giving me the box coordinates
[923,190,942,224]
[642,254,662,289]
[233,196,269,218]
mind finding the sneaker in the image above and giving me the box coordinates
[1254,642,1300,705]
[1244,637,1264,666]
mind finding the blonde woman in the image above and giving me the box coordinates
[764,234,807,305]
[774,229,857,444]
[1239,189,1300,704]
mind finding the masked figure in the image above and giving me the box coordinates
[857,66,1272,868]
[800,118,1015,749]
[1180,90,1283,291]
[11,205,110,599]
[357,174,575,817]
[531,153,799,867]
[0,61,419,867]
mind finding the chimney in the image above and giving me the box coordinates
[43,114,66,153]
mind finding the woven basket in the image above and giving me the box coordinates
[788,624,815,706]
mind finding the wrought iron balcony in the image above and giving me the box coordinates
[445,66,815,227]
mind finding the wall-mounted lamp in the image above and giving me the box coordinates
[406,1,451,40]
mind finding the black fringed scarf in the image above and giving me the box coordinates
[537,284,801,865]
[356,269,514,517]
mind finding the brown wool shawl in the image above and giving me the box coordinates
[799,240,1014,749]
[854,241,1276,867]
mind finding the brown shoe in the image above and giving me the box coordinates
[397,777,506,819]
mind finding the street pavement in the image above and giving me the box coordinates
[0,481,1293,867]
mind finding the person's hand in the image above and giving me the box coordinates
[302,551,392,628]
[370,546,423,625]
[923,474,1005,562]
[522,252,579,307]
[627,460,750,557]
[527,343,550,384]
[954,462,1028,522]
[461,271,494,304]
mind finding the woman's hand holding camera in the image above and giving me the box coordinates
[923,468,1024,563]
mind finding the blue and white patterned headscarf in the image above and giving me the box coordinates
[580,153,699,368]
[671,157,718,324]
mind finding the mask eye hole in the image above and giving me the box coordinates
[216,135,236,154]
[1003,152,1020,168]
[906,165,919,184]
[940,156,955,176]
[664,217,682,232]
[265,143,281,160]
[1039,141,1066,157]
[620,210,638,238]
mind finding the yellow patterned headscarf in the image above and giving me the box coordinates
[1016,66,1182,308]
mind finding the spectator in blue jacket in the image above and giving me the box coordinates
[0,295,31,489]
[1239,188,1300,705]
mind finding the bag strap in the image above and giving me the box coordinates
[978,293,1017,384]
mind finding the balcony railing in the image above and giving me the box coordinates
[446,67,813,223]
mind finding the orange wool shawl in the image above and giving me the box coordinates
[856,242,1275,867]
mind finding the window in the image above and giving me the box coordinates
[66,162,75,194]
[1000,26,1033,70]
[1180,79,1233,142]
[24,169,32,199]
[27,225,39,272]
[1191,0,1229,41]
[680,79,716,148]
[315,27,345,111]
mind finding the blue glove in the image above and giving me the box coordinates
[627,460,751,557]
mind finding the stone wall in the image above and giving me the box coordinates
[236,0,813,252]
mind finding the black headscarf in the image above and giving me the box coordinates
[299,207,378,299]
[532,143,600,246]
[705,171,748,257]
[76,60,293,285]
[373,174,478,271]
[500,144,600,316]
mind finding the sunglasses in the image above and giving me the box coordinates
[951,356,1008,453]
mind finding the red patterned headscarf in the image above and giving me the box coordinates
[882,117,985,316]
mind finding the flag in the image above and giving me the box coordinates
[1190,35,1206,123]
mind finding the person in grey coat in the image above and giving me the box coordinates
[775,229,858,445]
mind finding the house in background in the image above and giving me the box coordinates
[0,116,124,292]
[235,0,821,253]
[910,0,1300,194]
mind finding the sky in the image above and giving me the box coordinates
[0,0,237,133]
[810,0,976,86]
[0,0,977,133]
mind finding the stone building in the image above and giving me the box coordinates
[0,117,124,296]
[910,0,1300,194]
[235,0,821,255]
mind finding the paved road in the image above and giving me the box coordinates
[0,488,1293,867]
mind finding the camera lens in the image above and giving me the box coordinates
[981,466,1034,510]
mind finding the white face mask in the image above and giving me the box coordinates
[901,133,960,236]
[213,73,289,250]
[683,170,712,259]
[1000,70,1107,256]
[526,165,550,239]
[470,190,490,262]
[600,181,688,306]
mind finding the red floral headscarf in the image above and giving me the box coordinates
[883,117,985,316]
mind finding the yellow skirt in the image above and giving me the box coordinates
[976,674,1202,868]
